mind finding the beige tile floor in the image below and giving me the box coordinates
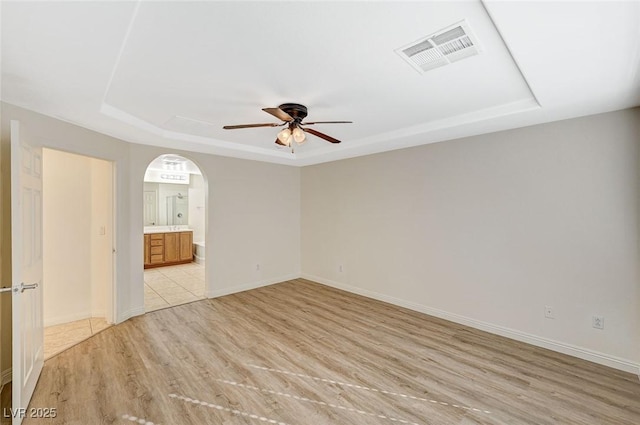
[44,317,110,359]
[144,262,205,312]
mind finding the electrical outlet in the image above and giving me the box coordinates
[592,315,604,330]
[256,264,260,271]
[338,264,343,272]
[544,305,554,319]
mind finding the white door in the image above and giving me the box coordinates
[143,190,157,226]
[11,120,44,425]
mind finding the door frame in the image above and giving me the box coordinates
[41,148,117,326]
[109,161,118,325]
[142,153,209,309]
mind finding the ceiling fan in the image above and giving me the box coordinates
[223,103,352,149]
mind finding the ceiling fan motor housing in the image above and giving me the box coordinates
[279,103,308,122]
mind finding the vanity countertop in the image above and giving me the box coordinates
[144,226,193,234]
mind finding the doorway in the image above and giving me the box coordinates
[41,149,114,359]
[142,154,206,312]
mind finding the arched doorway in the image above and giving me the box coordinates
[142,154,207,312]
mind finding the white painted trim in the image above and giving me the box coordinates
[108,159,118,326]
[117,306,145,324]
[207,274,299,299]
[45,311,107,328]
[1,367,11,386]
[100,103,294,161]
[44,312,93,328]
[91,310,106,319]
[302,273,640,376]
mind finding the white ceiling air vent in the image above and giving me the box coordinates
[396,20,481,74]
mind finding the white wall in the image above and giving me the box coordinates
[301,108,640,373]
[42,149,112,326]
[90,157,113,318]
[188,173,206,243]
[43,149,91,324]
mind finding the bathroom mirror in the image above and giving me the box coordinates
[143,182,189,226]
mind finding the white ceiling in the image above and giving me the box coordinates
[2,1,639,166]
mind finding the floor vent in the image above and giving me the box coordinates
[396,20,481,73]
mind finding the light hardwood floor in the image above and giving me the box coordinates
[25,279,639,424]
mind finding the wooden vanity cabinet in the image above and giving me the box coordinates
[149,234,165,265]
[143,231,193,269]
[164,233,180,263]
[179,232,192,260]
[144,234,150,265]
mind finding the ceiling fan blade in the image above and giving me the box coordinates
[301,121,353,125]
[275,137,287,146]
[223,123,283,129]
[303,127,341,144]
[262,107,293,122]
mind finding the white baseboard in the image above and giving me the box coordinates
[91,309,106,318]
[302,273,640,376]
[207,273,300,299]
[114,274,299,324]
[44,311,93,327]
[1,367,11,386]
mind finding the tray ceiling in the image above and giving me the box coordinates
[2,1,639,166]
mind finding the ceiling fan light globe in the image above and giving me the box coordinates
[277,128,292,144]
[292,127,306,144]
